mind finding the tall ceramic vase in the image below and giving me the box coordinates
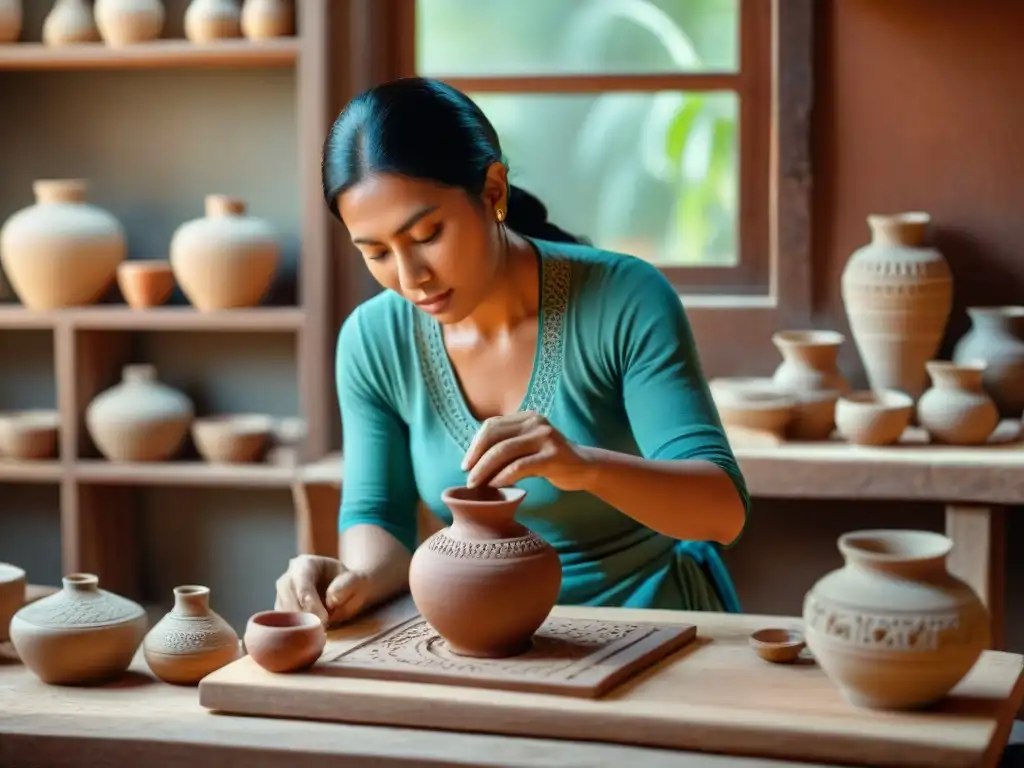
[804,530,989,711]
[841,212,953,401]
[0,0,22,42]
[408,486,562,658]
[952,306,1024,417]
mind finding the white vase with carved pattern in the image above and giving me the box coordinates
[803,529,988,711]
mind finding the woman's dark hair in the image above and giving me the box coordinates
[321,77,582,245]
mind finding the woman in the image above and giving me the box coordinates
[274,76,750,626]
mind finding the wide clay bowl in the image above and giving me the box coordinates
[244,610,326,673]
[709,377,796,436]
[0,410,59,460]
[117,260,175,309]
[835,389,913,446]
[192,414,272,464]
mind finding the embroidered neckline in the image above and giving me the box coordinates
[413,243,571,451]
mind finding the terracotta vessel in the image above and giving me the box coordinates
[771,330,849,440]
[95,0,164,45]
[117,259,175,308]
[0,562,26,643]
[144,585,240,685]
[241,0,293,39]
[0,0,21,43]
[804,530,988,710]
[192,414,271,463]
[244,610,325,673]
[170,195,280,310]
[709,377,795,438]
[0,180,126,310]
[184,0,241,42]
[841,212,953,401]
[42,0,99,44]
[409,486,562,658]
[916,360,999,446]
[9,573,148,685]
[834,390,912,447]
[86,364,194,462]
[0,410,59,460]
[952,306,1024,417]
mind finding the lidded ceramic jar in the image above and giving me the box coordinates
[409,486,562,658]
[42,0,99,45]
[94,0,165,45]
[144,585,240,685]
[241,0,293,39]
[86,364,194,462]
[804,530,989,710]
[170,195,280,310]
[0,0,22,43]
[841,212,953,400]
[0,179,126,310]
[184,0,241,42]
[9,573,148,685]
[916,360,999,446]
[952,306,1024,417]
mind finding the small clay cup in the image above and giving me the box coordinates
[750,628,806,664]
[244,610,325,673]
[192,414,272,464]
[835,389,913,446]
[0,410,59,460]
[117,260,175,309]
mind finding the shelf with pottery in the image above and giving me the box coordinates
[0,305,305,331]
[74,458,296,487]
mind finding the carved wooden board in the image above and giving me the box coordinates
[317,613,696,697]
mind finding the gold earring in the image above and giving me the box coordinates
[495,207,506,223]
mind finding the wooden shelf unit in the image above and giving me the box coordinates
[0,0,336,603]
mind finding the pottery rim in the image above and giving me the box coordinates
[194,413,273,435]
[442,485,526,506]
[750,628,805,649]
[771,329,845,348]
[709,377,795,409]
[0,409,60,428]
[247,610,322,631]
[118,259,172,273]
[966,305,1024,319]
[837,389,913,412]
[0,562,26,583]
[837,529,953,564]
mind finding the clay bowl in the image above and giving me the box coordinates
[192,414,272,464]
[709,377,796,437]
[117,260,175,309]
[0,563,27,642]
[835,389,913,446]
[750,628,806,664]
[244,610,326,673]
[0,410,59,460]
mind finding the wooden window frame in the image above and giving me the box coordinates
[336,0,813,375]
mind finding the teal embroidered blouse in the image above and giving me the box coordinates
[335,238,750,613]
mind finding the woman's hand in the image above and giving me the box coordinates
[274,554,373,627]
[461,411,595,490]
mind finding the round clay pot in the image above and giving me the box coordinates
[9,573,148,685]
[244,610,325,673]
[0,562,26,643]
[0,410,59,460]
[94,0,164,45]
[86,364,194,462]
[834,390,913,447]
[0,0,22,43]
[709,377,795,437]
[117,260,175,309]
[841,212,953,401]
[241,0,293,39]
[409,486,562,658]
[192,414,271,463]
[144,585,240,685]
[952,306,1024,418]
[916,360,999,446]
[42,0,99,45]
[184,0,241,42]
[771,330,849,440]
[804,530,989,710]
[0,180,126,310]
[170,195,280,311]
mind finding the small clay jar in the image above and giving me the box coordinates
[9,573,148,685]
[144,585,240,685]
[771,330,849,441]
[952,306,1024,417]
[244,610,325,673]
[184,0,242,42]
[241,0,293,39]
[42,0,99,45]
[409,486,562,658]
[0,562,26,643]
[94,0,165,45]
[0,0,22,43]
[117,260,175,309]
[0,410,59,460]
[916,360,999,446]
[834,390,913,447]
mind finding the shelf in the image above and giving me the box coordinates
[0,306,55,330]
[0,460,63,483]
[0,306,304,331]
[0,39,300,71]
[75,460,296,488]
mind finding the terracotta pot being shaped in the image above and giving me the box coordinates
[916,360,999,446]
[804,530,989,711]
[9,573,148,685]
[841,212,953,401]
[184,0,241,42]
[409,486,562,658]
[94,0,164,45]
[241,0,293,39]
[170,195,279,310]
[42,0,99,45]
[0,0,22,43]
[85,364,194,462]
[952,306,1024,417]
[0,180,126,310]
[144,585,240,685]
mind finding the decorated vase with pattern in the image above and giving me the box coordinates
[143,585,240,685]
[803,530,988,711]
[841,212,953,400]
[408,486,561,658]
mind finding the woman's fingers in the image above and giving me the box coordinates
[462,411,539,473]
[283,557,329,623]
[466,430,545,488]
